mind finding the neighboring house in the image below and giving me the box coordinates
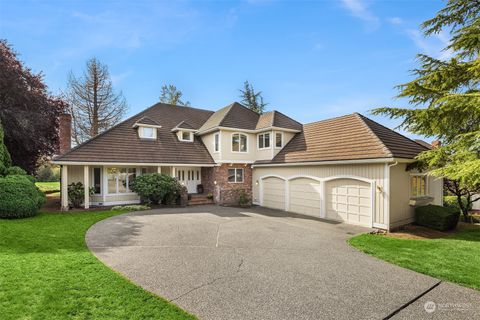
[53,102,443,230]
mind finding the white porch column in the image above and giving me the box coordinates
[171,166,176,178]
[157,166,162,174]
[84,165,90,209]
[61,165,69,211]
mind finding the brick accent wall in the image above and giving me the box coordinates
[201,164,252,206]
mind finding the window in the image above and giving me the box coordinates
[275,132,283,148]
[92,167,101,194]
[214,133,220,152]
[410,175,427,198]
[139,126,155,139]
[258,133,270,149]
[232,133,248,152]
[180,131,193,142]
[228,168,244,183]
[107,168,136,194]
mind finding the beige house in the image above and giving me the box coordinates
[53,102,442,230]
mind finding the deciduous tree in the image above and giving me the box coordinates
[0,40,65,173]
[373,0,480,219]
[65,57,128,144]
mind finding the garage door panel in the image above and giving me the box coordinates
[326,179,372,227]
[262,177,285,210]
[288,178,321,217]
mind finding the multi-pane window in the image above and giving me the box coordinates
[107,168,136,194]
[139,126,155,139]
[258,133,270,149]
[214,133,220,152]
[232,133,248,152]
[275,132,283,148]
[228,168,244,183]
[92,167,101,194]
[410,175,427,197]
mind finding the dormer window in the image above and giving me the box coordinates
[180,131,193,142]
[139,126,156,139]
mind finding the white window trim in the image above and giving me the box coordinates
[138,126,157,139]
[257,132,271,150]
[231,132,248,153]
[275,132,284,149]
[180,131,194,142]
[227,168,244,183]
[213,132,220,153]
[106,167,138,195]
[409,173,428,199]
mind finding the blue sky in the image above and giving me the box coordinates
[0,0,449,140]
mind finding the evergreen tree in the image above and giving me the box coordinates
[373,0,480,219]
[239,81,267,114]
[159,84,190,106]
[0,120,11,169]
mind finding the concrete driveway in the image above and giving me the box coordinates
[86,205,480,320]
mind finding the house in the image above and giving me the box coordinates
[53,102,443,230]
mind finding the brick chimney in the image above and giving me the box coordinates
[431,140,441,148]
[59,113,71,155]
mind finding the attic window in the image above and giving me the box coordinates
[138,126,156,139]
[180,131,193,142]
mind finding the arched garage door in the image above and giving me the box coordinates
[262,177,286,210]
[326,179,372,227]
[289,178,321,217]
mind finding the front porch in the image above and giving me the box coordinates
[60,164,208,210]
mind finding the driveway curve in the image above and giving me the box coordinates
[86,205,479,320]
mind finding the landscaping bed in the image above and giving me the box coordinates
[0,210,195,320]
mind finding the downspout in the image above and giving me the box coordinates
[384,161,398,230]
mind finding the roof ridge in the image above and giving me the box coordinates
[303,113,357,126]
[354,113,393,157]
[271,109,302,127]
[216,103,235,127]
[357,113,429,152]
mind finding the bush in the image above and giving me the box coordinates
[129,173,182,205]
[238,189,250,207]
[6,166,27,176]
[111,205,150,211]
[68,182,94,208]
[0,175,45,219]
[444,196,472,214]
[36,163,60,182]
[415,204,460,231]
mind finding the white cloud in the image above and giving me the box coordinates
[387,17,403,25]
[340,0,380,29]
[407,29,454,60]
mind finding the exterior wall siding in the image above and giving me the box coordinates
[252,164,387,226]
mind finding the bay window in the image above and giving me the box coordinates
[275,132,283,148]
[232,133,248,152]
[258,133,270,149]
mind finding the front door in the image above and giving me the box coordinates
[176,167,201,194]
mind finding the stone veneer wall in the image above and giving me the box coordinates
[201,164,252,205]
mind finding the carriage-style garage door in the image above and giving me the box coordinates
[262,177,286,210]
[288,178,321,217]
[325,179,372,227]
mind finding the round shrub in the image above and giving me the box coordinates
[129,173,182,205]
[0,175,46,219]
[415,204,460,231]
[6,166,27,176]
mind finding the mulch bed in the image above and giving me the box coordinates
[385,222,479,240]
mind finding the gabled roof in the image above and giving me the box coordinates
[256,110,302,131]
[198,102,301,133]
[172,120,195,131]
[133,116,161,127]
[54,103,215,164]
[257,113,428,164]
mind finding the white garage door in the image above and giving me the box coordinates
[262,177,286,210]
[289,178,321,217]
[326,179,372,227]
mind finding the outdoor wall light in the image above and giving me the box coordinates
[255,180,259,186]
[376,185,383,193]
[214,181,217,185]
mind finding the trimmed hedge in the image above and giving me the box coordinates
[0,175,46,219]
[415,204,460,231]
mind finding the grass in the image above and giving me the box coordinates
[0,210,196,320]
[35,181,60,194]
[349,227,480,290]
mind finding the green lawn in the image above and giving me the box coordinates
[349,227,480,290]
[0,210,195,320]
[35,181,60,194]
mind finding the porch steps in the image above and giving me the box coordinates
[188,194,214,206]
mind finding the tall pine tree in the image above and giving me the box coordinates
[373,0,480,218]
[239,81,267,114]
